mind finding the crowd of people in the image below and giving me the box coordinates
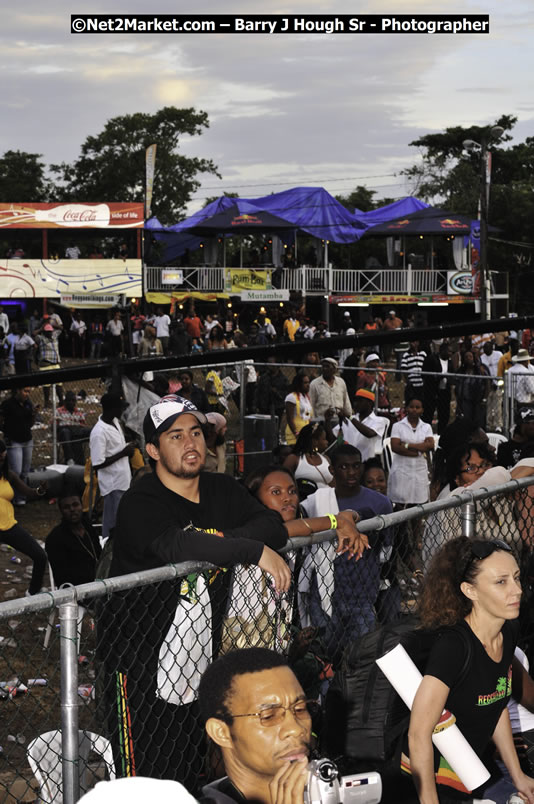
[3,309,534,803]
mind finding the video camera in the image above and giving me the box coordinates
[304,759,382,804]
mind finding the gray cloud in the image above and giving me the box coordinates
[0,0,532,213]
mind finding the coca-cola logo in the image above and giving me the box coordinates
[63,210,98,222]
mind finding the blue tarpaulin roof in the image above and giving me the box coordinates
[145,188,430,261]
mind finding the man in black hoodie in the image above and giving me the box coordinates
[102,395,289,791]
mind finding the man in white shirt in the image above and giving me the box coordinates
[106,312,124,356]
[507,350,534,406]
[334,389,388,461]
[65,244,81,259]
[309,358,352,419]
[481,341,504,431]
[89,393,133,540]
[0,305,9,336]
[154,307,171,354]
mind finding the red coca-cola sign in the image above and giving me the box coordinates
[0,202,144,228]
[63,209,98,222]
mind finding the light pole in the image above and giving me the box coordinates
[463,125,503,321]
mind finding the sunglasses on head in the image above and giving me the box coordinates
[463,539,512,577]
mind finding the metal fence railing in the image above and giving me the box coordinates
[0,477,533,802]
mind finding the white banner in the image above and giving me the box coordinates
[60,294,121,308]
[161,269,184,285]
[146,144,157,219]
[240,289,290,302]
[447,271,473,295]
[0,258,141,298]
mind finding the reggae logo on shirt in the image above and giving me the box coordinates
[476,665,513,706]
[179,524,227,601]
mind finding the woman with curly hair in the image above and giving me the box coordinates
[405,537,534,804]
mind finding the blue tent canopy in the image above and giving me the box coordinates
[354,197,429,230]
[145,188,430,262]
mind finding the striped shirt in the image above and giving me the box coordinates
[401,350,427,387]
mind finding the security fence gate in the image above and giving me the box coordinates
[0,477,534,803]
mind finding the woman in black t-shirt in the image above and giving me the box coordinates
[407,537,534,804]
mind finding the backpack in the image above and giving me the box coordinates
[324,617,472,764]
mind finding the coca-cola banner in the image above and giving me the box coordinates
[0,202,144,228]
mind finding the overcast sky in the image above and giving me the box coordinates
[3,0,533,216]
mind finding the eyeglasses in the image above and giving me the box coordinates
[460,462,492,475]
[230,698,318,727]
[463,539,512,577]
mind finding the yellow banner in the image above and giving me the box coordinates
[145,291,229,305]
[225,269,270,292]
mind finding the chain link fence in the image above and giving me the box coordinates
[0,478,533,802]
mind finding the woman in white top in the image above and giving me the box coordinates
[284,372,314,445]
[388,397,434,505]
[283,422,333,489]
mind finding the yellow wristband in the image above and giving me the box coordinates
[327,513,338,530]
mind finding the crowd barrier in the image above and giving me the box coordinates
[0,477,534,802]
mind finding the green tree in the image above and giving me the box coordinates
[402,116,534,312]
[0,150,51,201]
[51,107,220,224]
[496,677,507,694]
[203,191,239,208]
[336,185,377,213]
[401,115,516,211]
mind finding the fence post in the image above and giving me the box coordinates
[503,372,510,437]
[52,384,58,464]
[60,600,80,804]
[239,362,247,442]
[509,372,516,439]
[460,502,476,539]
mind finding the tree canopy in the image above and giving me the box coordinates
[0,150,50,202]
[403,115,534,311]
[51,106,220,224]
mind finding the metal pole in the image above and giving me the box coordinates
[460,501,476,539]
[503,372,510,438]
[479,138,489,322]
[509,371,516,435]
[52,383,58,464]
[60,600,80,804]
[374,369,379,413]
[239,361,246,442]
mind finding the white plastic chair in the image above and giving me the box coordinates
[380,437,393,474]
[27,729,115,803]
[43,566,85,652]
[487,432,508,452]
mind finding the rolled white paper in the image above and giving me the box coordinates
[376,643,490,792]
